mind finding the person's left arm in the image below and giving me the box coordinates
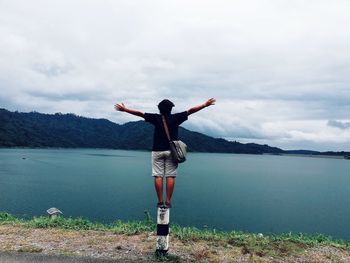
[187,98,216,115]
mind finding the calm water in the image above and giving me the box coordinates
[1,148,350,240]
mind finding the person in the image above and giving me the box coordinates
[114,98,216,208]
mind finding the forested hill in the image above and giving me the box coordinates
[0,108,284,154]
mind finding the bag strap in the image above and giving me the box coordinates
[161,115,172,142]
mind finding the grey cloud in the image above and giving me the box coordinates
[32,63,73,77]
[1,0,350,151]
[0,94,15,111]
[327,120,350,130]
[24,90,106,102]
[183,120,288,142]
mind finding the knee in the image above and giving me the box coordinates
[154,176,163,182]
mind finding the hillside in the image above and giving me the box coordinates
[0,108,283,154]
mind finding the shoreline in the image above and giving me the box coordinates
[1,147,349,159]
[1,212,350,262]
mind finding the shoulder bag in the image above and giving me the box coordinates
[161,115,187,163]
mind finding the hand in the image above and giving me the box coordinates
[204,98,216,107]
[114,103,127,112]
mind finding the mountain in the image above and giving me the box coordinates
[0,108,284,154]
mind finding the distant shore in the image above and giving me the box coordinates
[266,153,347,160]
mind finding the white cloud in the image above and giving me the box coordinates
[1,0,350,151]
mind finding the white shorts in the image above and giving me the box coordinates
[152,151,178,177]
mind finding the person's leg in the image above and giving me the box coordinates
[164,150,177,207]
[165,176,175,204]
[154,176,163,203]
[152,151,166,205]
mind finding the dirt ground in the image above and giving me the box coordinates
[1,225,350,263]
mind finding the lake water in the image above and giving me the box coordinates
[0,148,350,240]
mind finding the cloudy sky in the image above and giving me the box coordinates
[1,0,350,151]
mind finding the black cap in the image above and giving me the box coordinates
[158,99,174,115]
[158,99,175,108]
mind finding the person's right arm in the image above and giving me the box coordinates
[114,103,145,118]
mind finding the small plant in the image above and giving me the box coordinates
[17,245,43,253]
[154,253,183,263]
[144,209,152,222]
[0,212,20,223]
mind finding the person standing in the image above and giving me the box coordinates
[115,98,216,208]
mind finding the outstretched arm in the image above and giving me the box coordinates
[114,103,145,118]
[187,98,216,115]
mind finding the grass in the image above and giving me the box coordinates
[0,211,155,234]
[1,211,349,258]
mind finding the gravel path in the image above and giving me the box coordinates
[1,225,350,262]
[0,251,152,263]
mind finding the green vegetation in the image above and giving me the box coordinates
[0,108,284,154]
[1,108,349,156]
[0,211,155,234]
[1,211,349,258]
